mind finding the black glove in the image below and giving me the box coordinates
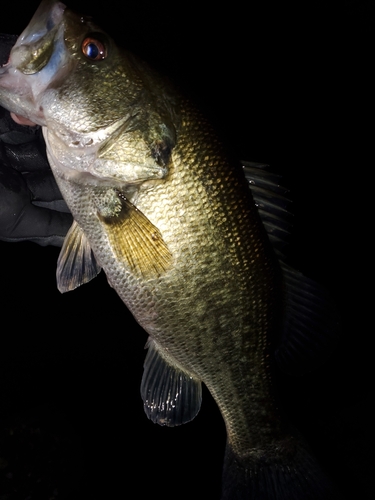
[0,34,72,247]
[0,107,73,247]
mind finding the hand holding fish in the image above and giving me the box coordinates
[0,104,72,246]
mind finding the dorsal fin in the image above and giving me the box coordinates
[276,263,340,375]
[243,161,340,374]
[141,338,202,426]
[243,161,293,259]
[56,220,102,293]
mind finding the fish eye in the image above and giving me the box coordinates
[81,34,108,61]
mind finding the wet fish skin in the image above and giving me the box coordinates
[0,1,340,498]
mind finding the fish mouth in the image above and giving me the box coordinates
[0,0,68,125]
[5,0,66,74]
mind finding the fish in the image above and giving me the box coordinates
[0,1,341,498]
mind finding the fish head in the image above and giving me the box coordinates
[0,0,179,188]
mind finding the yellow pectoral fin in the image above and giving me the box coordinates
[99,193,172,279]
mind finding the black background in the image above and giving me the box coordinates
[0,1,373,499]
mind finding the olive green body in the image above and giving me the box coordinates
[52,98,286,456]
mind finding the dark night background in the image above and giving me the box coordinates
[0,1,373,499]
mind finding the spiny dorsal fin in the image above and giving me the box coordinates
[56,220,102,293]
[242,161,293,259]
[98,193,172,279]
[141,338,202,426]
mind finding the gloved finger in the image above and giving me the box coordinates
[0,156,30,214]
[0,156,72,246]
[24,170,69,209]
[0,203,73,247]
[3,135,51,172]
[0,106,38,145]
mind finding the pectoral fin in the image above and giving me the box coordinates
[141,338,202,426]
[98,192,172,279]
[56,220,102,293]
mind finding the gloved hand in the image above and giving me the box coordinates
[0,34,72,247]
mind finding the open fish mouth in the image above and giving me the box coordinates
[5,0,66,73]
[0,0,70,126]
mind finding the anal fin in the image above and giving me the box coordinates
[141,338,202,426]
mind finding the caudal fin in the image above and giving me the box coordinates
[221,439,341,500]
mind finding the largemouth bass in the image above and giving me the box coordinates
[0,1,340,498]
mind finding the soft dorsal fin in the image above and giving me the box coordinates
[243,161,293,259]
[244,162,340,374]
[141,338,202,426]
[56,220,102,293]
[276,263,340,375]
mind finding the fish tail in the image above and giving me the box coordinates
[221,439,341,500]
